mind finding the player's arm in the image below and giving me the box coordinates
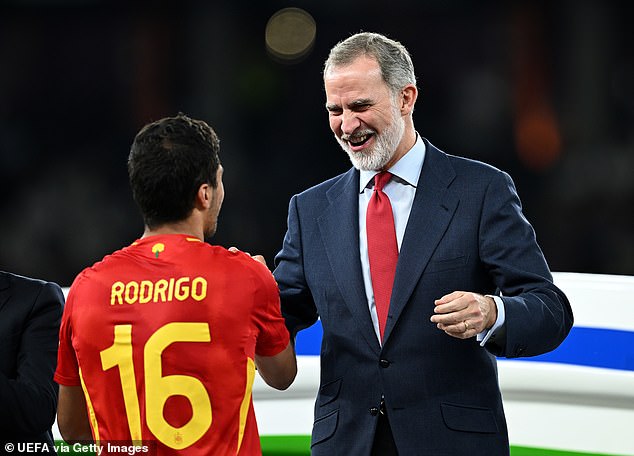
[255,341,297,390]
[57,385,93,444]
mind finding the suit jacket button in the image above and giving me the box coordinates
[379,359,390,368]
[369,407,380,416]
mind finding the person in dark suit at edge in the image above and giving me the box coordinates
[273,32,573,455]
[0,271,64,454]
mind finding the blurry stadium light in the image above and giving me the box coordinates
[265,7,316,64]
[515,106,562,172]
[511,3,562,172]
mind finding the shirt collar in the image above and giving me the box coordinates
[359,133,426,193]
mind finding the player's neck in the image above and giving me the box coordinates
[142,221,204,241]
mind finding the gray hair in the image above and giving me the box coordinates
[323,32,417,95]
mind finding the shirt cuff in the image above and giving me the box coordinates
[477,295,505,347]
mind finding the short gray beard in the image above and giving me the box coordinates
[336,105,405,171]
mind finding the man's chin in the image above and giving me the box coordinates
[350,161,376,172]
[346,150,387,171]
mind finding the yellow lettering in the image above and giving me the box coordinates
[125,281,139,304]
[110,276,207,306]
[174,277,190,301]
[191,277,207,301]
[111,282,125,305]
[139,281,153,304]
[167,278,175,301]
[154,279,168,302]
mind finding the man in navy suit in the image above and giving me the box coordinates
[273,32,573,455]
[0,271,64,454]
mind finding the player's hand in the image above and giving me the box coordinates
[228,247,267,267]
[430,291,496,339]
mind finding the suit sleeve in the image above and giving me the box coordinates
[273,194,319,339]
[0,281,64,435]
[479,170,573,358]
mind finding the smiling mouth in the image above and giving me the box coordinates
[348,133,373,147]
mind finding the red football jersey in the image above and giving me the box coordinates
[55,234,290,455]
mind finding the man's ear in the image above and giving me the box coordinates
[196,183,212,209]
[400,84,418,115]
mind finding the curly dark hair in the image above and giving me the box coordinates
[127,113,221,229]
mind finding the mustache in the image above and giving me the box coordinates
[340,129,375,142]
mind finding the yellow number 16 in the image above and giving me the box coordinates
[100,322,211,449]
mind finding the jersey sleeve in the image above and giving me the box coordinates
[54,282,81,386]
[251,263,290,357]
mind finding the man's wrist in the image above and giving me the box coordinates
[486,295,498,329]
[478,295,505,346]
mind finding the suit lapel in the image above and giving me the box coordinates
[318,169,381,354]
[383,142,459,343]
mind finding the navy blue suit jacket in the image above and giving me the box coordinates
[0,272,64,453]
[274,139,573,455]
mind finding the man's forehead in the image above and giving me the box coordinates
[324,56,381,79]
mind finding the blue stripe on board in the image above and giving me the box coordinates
[294,321,322,356]
[519,326,634,371]
[294,322,634,371]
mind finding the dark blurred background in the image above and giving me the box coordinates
[0,0,632,286]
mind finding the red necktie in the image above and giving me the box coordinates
[366,171,398,341]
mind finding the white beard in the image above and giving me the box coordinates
[336,105,405,171]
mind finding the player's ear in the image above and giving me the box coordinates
[196,183,212,209]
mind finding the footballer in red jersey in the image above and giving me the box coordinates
[55,114,297,455]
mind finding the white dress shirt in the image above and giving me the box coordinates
[358,134,505,344]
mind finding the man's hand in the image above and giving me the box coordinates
[228,246,267,267]
[430,291,497,339]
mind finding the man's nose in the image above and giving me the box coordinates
[341,110,361,135]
